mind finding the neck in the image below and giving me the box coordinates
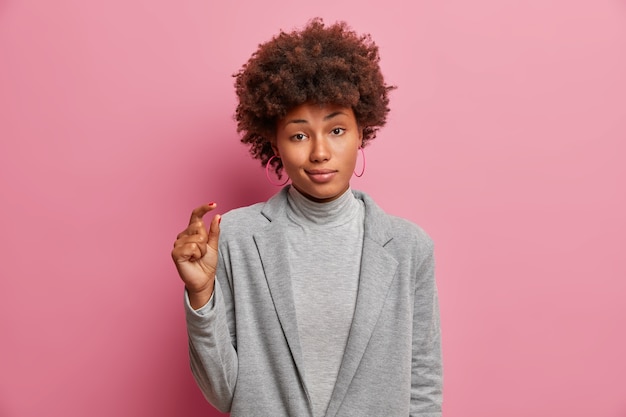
[286,185,360,227]
[291,184,350,203]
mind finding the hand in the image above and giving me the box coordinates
[172,203,221,309]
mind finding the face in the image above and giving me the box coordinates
[273,102,363,203]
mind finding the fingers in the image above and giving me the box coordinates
[172,240,204,263]
[177,220,207,240]
[177,202,216,240]
[189,202,216,226]
[172,203,221,264]
[173,233,206,252]
[207,213,221,251]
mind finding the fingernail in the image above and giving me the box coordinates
[218,215,222,225]
[208,202,215,206]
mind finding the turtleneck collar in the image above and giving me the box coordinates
[286,185,362,227]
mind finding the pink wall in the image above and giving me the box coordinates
[1,0,625,416]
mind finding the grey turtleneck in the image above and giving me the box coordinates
[285,186,365,417]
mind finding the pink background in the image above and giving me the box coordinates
[1,0,625,416]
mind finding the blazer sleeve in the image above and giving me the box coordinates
[185,247,238,413]
[410,244,443,417]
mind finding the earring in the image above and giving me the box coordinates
[353,147,366,177]
[265,155,290,186]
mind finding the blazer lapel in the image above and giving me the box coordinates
[325,193,399,417]
[253,189,310,400]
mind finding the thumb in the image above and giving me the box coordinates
[207,214,221,251]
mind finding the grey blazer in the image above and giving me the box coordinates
[185,187,442,417]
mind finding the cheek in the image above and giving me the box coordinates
[342,145,359,165]
[279,148,305,171]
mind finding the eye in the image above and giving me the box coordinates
[331,128,345,136]
[290,133,307,141]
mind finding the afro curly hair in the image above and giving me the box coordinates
[234,18,395,176]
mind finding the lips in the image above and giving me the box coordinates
[305,169,338,183]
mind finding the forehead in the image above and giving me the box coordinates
[280,103,355,124]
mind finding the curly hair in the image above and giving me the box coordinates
[234,18,395,176]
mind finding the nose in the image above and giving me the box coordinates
[309,136,330,163]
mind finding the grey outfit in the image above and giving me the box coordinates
[185,186,442,417]
[285,187,364,417]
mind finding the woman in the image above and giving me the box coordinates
[171,19,442,417]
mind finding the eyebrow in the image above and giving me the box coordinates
[284,111,347,126]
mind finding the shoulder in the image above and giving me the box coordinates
[387,214,434,251]
[219,202,267,238]
[355,189,434,254]
[218,187,288,239]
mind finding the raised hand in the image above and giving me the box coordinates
[172,203,221,309]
